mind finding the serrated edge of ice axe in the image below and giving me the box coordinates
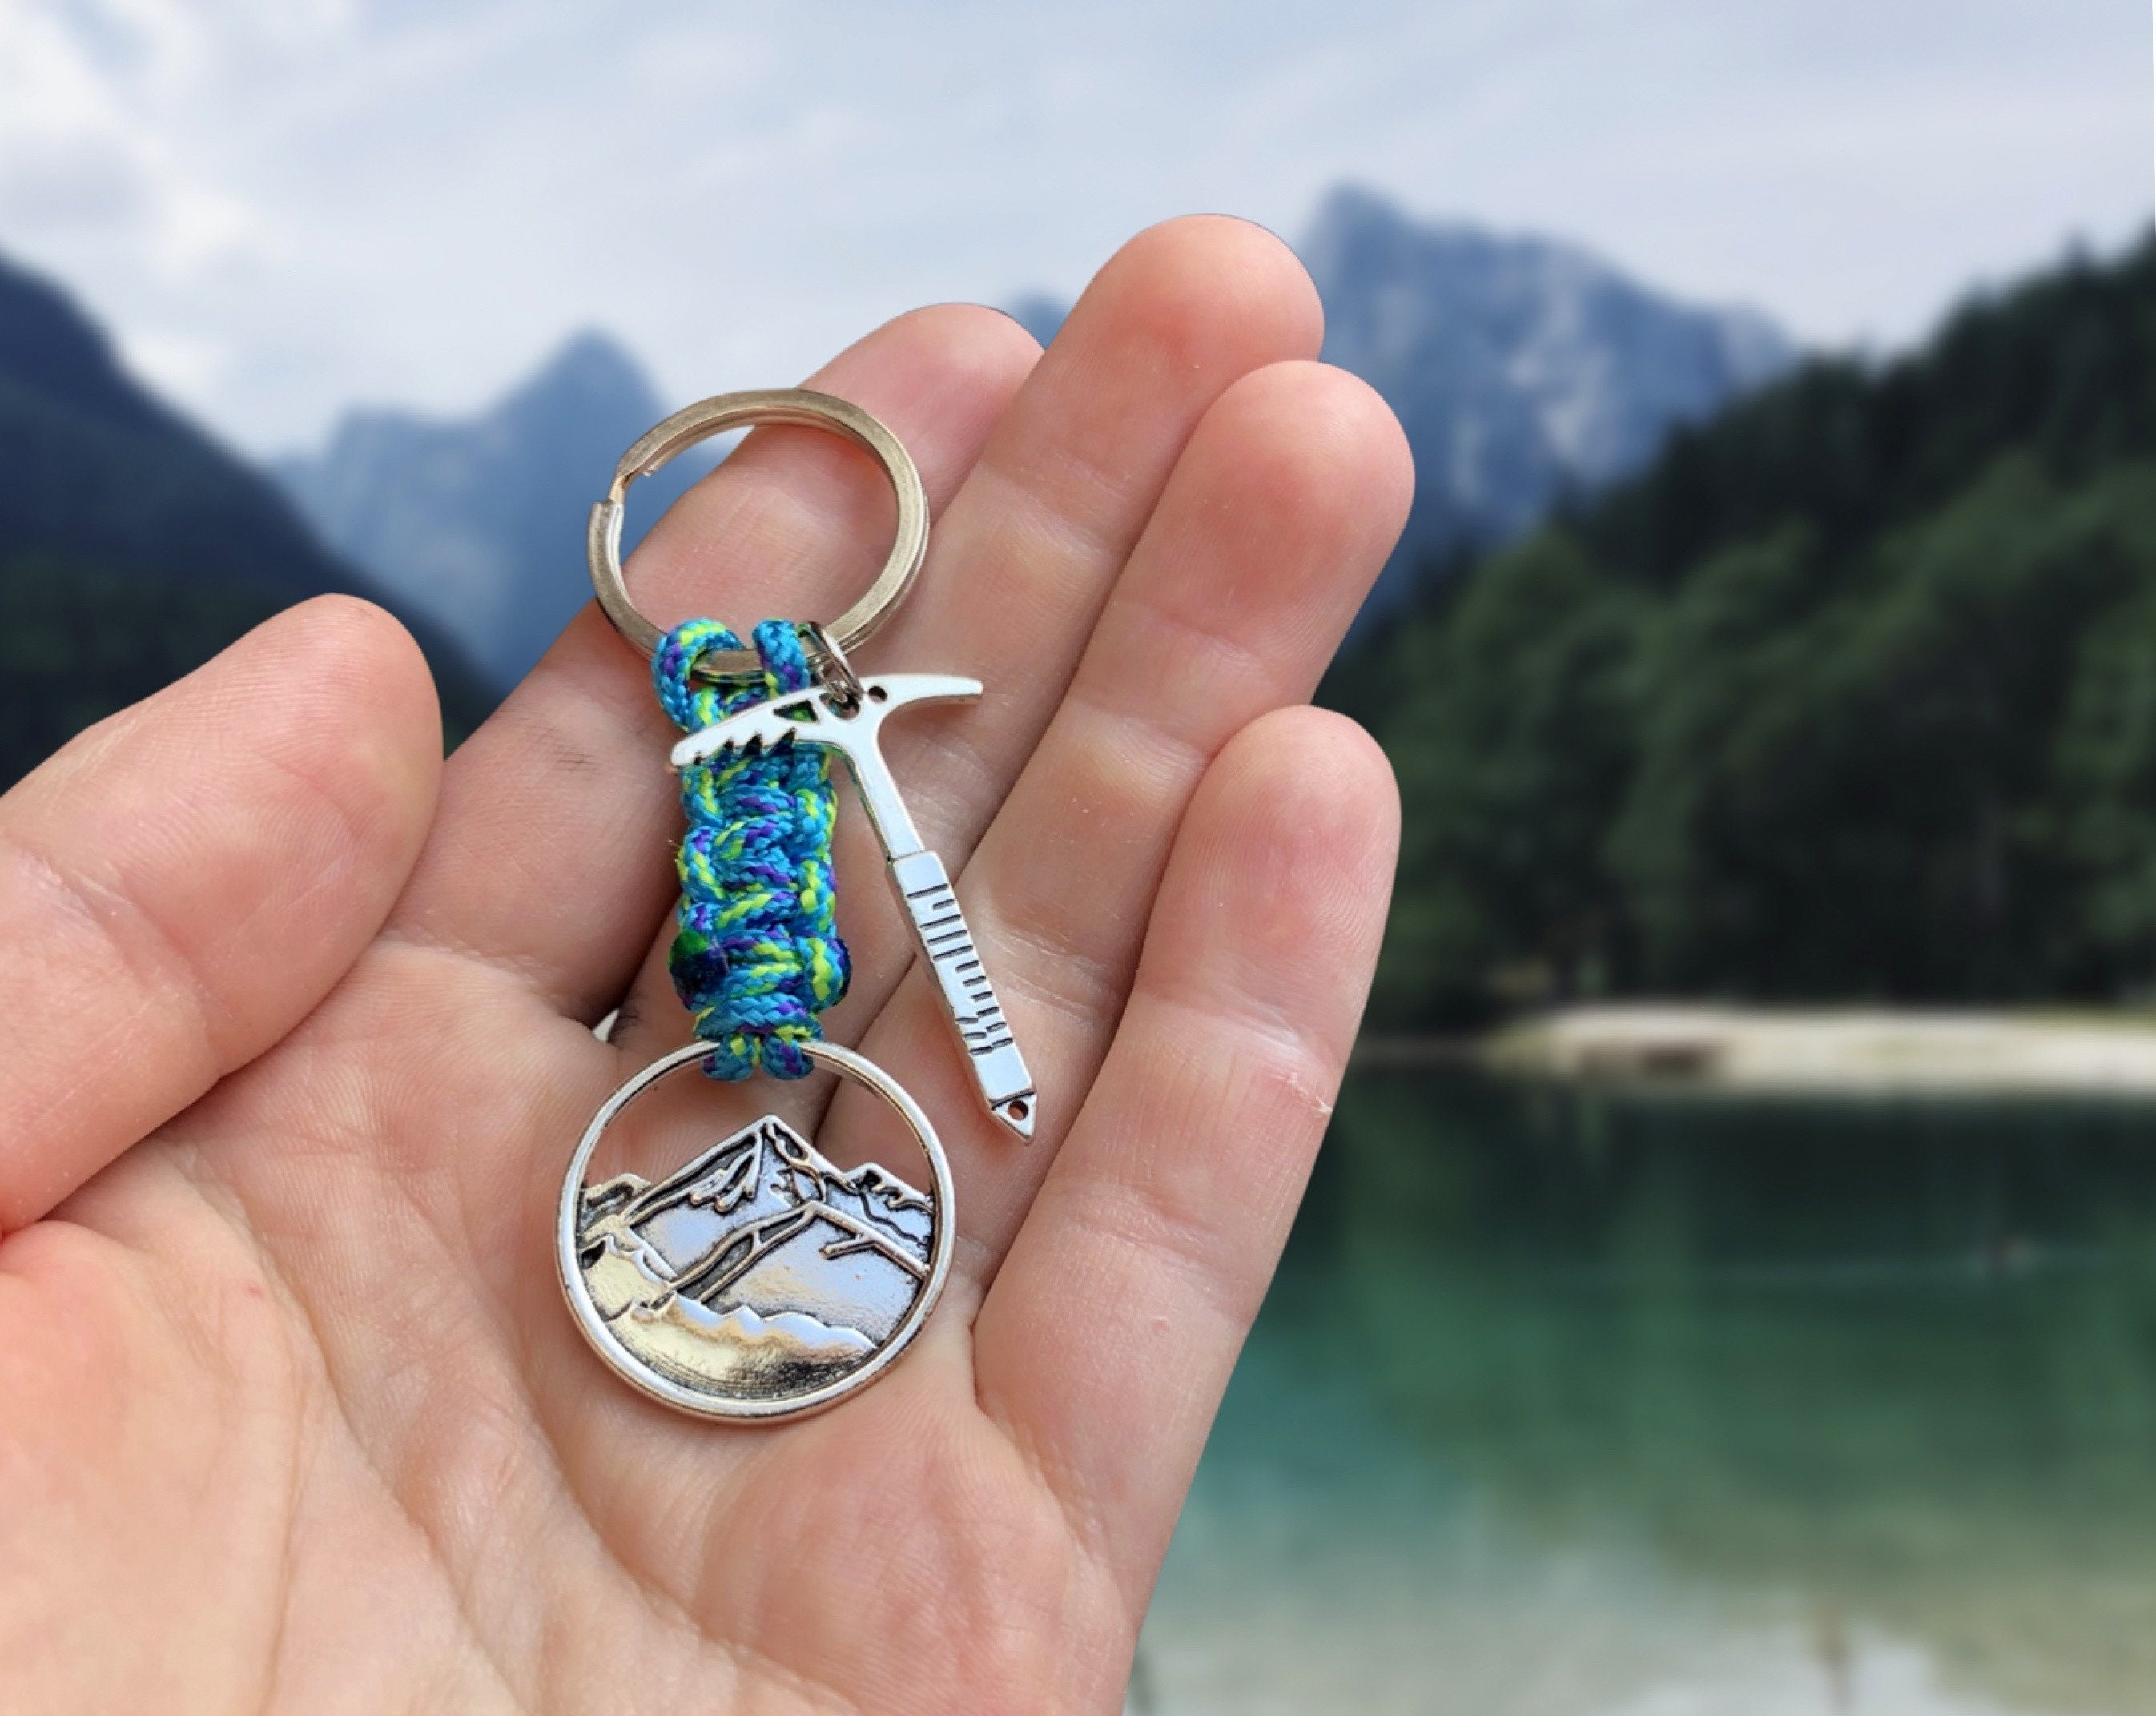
[667,674,983,770]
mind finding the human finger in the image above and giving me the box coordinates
[0,597,442,1229]
[830,360,1409,1252]
[972,708,1397,1598]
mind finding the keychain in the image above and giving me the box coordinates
[557,390,1032,1422]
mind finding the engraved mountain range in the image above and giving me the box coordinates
[576,1115,933,1398]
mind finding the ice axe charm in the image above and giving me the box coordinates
[670,669,1040,1140]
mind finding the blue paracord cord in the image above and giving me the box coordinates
[652,618,849,1079]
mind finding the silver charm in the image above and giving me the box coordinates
[671,672,1040,1139]
[558,1039,954,1422]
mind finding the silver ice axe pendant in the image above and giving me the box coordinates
[670,671,1039,1139]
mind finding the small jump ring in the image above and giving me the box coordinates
[586,388,929,681]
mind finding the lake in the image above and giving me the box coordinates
[1132,1069,2156,1715]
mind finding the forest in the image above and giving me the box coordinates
[1337,235,2156,1024]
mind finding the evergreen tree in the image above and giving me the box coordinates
[1366,235,2156,1019]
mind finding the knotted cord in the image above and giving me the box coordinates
[652,617,850,1079]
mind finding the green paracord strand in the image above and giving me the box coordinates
[652,618,849,1079]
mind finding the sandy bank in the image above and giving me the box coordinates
[1362,1005,2156,1095]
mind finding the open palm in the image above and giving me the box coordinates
[0,219,1408,1714]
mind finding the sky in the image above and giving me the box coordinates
[2,0,2149,456]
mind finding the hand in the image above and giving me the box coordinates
[0,218,1409,1714]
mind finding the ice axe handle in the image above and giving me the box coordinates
[888,849,1036,1140]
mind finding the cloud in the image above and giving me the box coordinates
[0,1,293,275]
[2,0,2146,452]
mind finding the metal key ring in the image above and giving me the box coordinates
[587,388,929,681]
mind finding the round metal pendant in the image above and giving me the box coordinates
[558,1039,953,1422]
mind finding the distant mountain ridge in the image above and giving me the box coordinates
[272,189,1792,676]
[0,250,495,785]
[276,334,711,686]
[1301,187,1795,613]
[0,251,389,601]
[1007,190,1794,617]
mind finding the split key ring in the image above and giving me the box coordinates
[586,388,929,681]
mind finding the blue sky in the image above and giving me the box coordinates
[2,0,2148,453]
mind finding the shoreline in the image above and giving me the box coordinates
[1358,1004,2156,1095]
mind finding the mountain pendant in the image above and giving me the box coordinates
[557,1039,954,1422]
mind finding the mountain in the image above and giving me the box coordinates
[0,251,497,786]
[276,334,713,687]
[1364,233,2156,1021]
[1302,187,1795,614]
[1004,293,1072,349]
[277,187,1791,687]
[576,1114,933,1398]
[1008,191,1793,621]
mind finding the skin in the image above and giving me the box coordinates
[0,216,1410,1714]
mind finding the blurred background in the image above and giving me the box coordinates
[5,2,2155,1710]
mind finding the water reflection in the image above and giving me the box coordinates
[1136,1071,2156,1715]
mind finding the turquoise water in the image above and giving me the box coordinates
[1135,1071,2156,1715]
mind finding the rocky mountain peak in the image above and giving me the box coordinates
[1302,186,1796,614]
[273,328,707,686]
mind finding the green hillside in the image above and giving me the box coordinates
[1350,235,2156,1023]
[0,253,497,787]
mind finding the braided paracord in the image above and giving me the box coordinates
[654,618,850,1080]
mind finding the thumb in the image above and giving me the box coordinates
[0,597,444,1230]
